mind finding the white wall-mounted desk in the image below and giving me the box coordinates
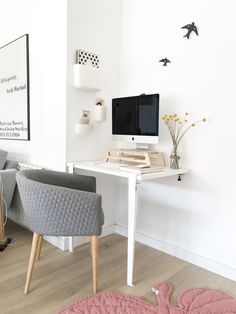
[67,161,189,287]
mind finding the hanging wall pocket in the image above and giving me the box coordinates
[73,49,102,91]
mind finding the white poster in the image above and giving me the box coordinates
[0,34,30,140]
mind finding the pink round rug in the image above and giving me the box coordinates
[59,282,236,313]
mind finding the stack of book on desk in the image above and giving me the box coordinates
[120,165,164,174]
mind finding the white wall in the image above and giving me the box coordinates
[66,0,121,161]
[117,0,236,278]
[2,0,235,279]
[0,0,67,170]
[66,0,122,228]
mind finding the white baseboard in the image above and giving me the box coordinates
[69,224,116,249]
[44,223,236,282]
[56,224,116,251]
[115,224,236,282]
[44,235,69,251]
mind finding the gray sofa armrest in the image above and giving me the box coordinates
[4,159,18,170]
[0,169,17,208]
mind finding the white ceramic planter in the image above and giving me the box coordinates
[73,64,101,91]
[75,123,93,136]
[94,105,107,122]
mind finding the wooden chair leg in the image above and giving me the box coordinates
[36,235,43,261]
[24,232,41,294]
[89,236,92,256]
[91,236,99,294]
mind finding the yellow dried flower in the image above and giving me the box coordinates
[162,113,207,149]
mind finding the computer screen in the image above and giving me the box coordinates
[112,93,159,145]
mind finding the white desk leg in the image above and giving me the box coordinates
[67,164,74,253]
[127,174,138,287]
[67,162,74,174]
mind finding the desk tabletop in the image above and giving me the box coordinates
[67,161,190,181]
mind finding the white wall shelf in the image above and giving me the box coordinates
[73,64,101,91]
[75,123,93,136]
[94,105,107,122]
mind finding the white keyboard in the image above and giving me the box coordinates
[95,162,130,169]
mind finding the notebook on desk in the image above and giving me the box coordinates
[78,161,164,173]
[120,165,164,174]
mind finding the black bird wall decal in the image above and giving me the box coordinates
[181,22,198,39]
[159,58,171,66]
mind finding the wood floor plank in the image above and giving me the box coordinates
[0,220,235,314]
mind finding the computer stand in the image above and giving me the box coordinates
[105,149,165,167]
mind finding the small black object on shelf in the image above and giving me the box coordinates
[159,58,171,66]
[181,22,198,39]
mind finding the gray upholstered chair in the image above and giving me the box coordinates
[16,169,103,294]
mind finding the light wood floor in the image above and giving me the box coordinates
[1,221,236,314]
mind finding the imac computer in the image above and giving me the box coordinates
[112,93,159,148]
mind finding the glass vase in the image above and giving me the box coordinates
[170,145,180,169]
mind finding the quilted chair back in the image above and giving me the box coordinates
[16,169,103,237]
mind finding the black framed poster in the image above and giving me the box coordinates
[0,34,30,140]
